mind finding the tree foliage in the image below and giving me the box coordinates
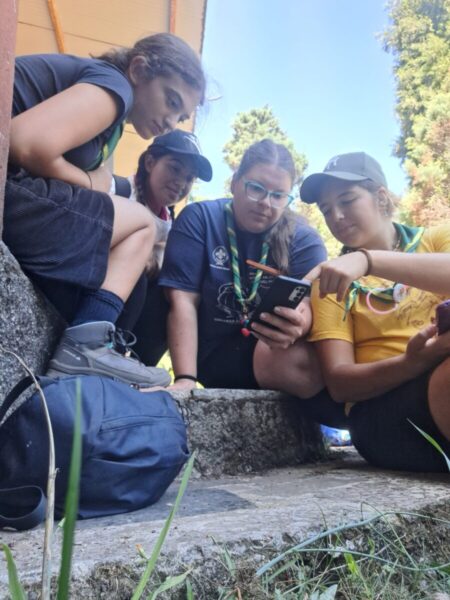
[384,0,450,224]
[223,105,307,177]
[222,106,340,256]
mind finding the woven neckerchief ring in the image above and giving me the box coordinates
[342,222,425,318]
[224,201,269,335]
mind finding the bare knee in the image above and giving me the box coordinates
[123,222,155,259]
[253,341,323,398]
[110,196,155,246]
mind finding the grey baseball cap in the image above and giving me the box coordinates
[300,152,387,204]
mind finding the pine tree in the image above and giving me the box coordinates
[223,105,307,176]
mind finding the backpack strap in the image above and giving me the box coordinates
[0,486,47,531]
[0,375,55,424]
[0,375,34,423]
[0,376,51,530]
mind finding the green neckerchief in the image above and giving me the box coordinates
[224,201,269,320]
[86,122,124,171]
[342,222,425,317]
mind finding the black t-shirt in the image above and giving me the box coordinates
[13,54,134,170]
[159,198,327,360]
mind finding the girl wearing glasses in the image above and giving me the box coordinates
[299,152,450,472]
[159,139,326,392]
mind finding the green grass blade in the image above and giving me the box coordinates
[131,452,196,600]
[185,578,194,600]
[344,552,359,576]
[56,380,82,600]
[1,544,26,600]
[408,419,450,471]
[147,570,191,600]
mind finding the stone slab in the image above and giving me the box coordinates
[1,452,448,598]
[0,242,64,405]
[173,388,325,478]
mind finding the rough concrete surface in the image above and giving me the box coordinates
[1,452,448,599]
[0,242,64,404]
[173,388,325,478]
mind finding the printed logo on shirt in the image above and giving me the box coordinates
[212,246,229,267]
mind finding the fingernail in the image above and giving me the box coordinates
[260,313,268,320]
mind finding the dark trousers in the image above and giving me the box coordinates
[296,374,450,473]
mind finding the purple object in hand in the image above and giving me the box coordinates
[435,300,450,335]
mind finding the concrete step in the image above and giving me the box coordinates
[1,451,448,599]
[173,388,325,478]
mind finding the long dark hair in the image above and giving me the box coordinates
[234,139,302,273]
[96,33,206,103]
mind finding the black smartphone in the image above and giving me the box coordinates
[436,299,450,335]
[247,276,311,329]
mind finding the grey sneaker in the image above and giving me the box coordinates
[46,321,171,388]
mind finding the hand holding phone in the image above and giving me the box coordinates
[246,276,311,331]
[435,300,450,335]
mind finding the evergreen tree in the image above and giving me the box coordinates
[223,105,307,176]
[384,0,450,224]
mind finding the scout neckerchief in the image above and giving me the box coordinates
[86,122,124,171]
[224,201,269,330]
[342,222,425,317]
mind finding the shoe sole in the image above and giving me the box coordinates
[47,361,171,388]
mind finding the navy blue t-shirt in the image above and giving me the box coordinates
[159,198,327,360]
[13,54,133,171]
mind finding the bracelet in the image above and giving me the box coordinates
[358,248,373,276]
[174,374,197,383]
[85,171,93,190]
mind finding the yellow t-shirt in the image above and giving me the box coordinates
[309,224,450,364]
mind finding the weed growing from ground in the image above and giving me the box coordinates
[211,507,450,600]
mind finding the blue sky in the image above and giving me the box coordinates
[195,0,407,198]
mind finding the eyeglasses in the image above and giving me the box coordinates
[244,180,294,208]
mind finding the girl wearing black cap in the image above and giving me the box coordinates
[299,152,450,472]
[116,131,213,365]
[158,139,327,394]
[131,130,212,277]
[5,34,206,388]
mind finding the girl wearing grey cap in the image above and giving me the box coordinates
[299,152,450,472]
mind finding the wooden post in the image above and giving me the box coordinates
[0,0,18,239]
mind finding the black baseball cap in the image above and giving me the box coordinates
[300,152,387,204]
[149,129,213,182]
